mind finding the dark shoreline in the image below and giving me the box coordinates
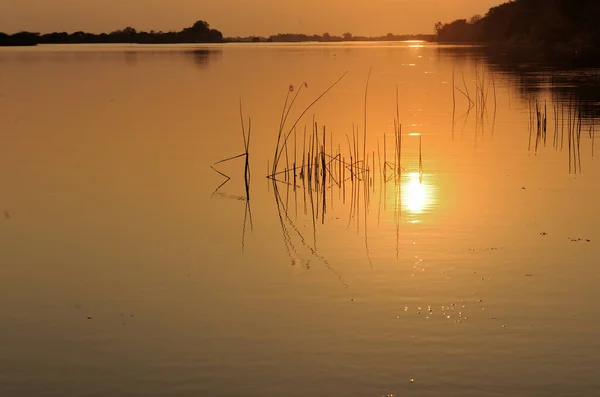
[1,37,435,47]
[1,23,434,47]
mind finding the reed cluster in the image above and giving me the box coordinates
[528,97,595,174]
[452,68,497,137]
[210,71,430,269]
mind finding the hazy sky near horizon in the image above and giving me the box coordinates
[0,0,502,36]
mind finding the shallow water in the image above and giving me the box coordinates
[1,43,600,397]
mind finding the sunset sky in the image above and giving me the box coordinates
[0,0,502,36]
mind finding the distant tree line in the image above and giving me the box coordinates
[2,19,434,47]
[0,21,223,46]
[262,32,433,43]
[435,0,600,62]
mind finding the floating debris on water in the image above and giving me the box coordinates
[467,247,503,253]
[569,237,591,243]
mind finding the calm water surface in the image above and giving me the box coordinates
[1,43,600,397]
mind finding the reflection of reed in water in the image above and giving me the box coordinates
[271,179,348,286]
[264,76,431,275]
[528,96,596,174]
[210,101,253,251]
[451,68,498,140]
[209,74,433,281]
[267,127,428,274]
[211,100,251,199]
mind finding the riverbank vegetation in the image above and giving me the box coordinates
[1,21,432,46]
[0,21,223,46]
[435,0,600,64]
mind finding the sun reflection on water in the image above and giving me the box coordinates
[405,173,427,213]
[401,172,436,217]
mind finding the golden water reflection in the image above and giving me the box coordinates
[401,172,437,217]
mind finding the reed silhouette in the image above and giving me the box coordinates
[211,101,253,251]
[210,73,432,282]
[262,74,429,278]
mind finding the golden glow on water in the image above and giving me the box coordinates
[401,172,436,216]
[2,42,600,397]
[404,173,427,213]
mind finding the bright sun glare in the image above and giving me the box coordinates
[403,172,428,214]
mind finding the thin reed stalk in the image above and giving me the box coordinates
[272,72,348,175]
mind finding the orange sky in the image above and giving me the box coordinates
[0,0,502,36]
